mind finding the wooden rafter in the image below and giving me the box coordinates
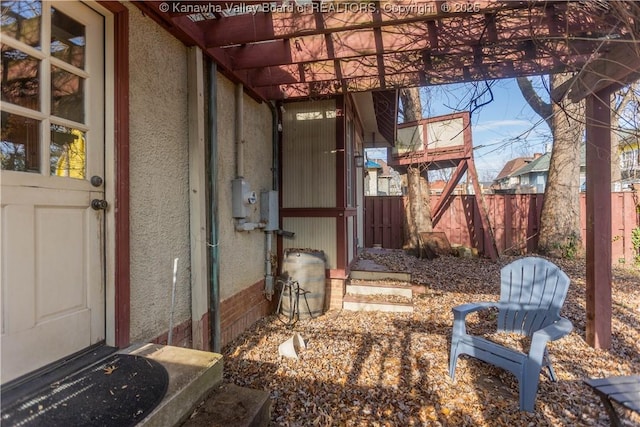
[554,42,640,102]
[134,0,635,101]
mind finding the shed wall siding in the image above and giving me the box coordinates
[282,217,337,269]
[282,100,337,208]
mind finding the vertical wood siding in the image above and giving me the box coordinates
[282,217,337,269]
[282,100,336,208]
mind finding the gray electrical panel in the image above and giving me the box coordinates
[260,191,279,231]
[232,178,257,219]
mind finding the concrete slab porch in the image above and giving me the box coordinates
[122,344,223,427]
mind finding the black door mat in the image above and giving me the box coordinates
[1,353,169,427]
[2,344,118,409]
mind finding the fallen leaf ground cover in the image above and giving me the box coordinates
[222,252,640,426]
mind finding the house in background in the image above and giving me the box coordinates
[365,158,403,196]
[429,179,466,196]
[618,135,640,189]
[364,159,382,196]
[510,152,552,193]
[493,144,640,194]
[493,155,541,193]
[620,139,640,179]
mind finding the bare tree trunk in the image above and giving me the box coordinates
[537,73,584,257]
[406,166,424,250]
[517,74,585,258]
[400,88,433,255]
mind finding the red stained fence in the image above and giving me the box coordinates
[364,196,405,249]
[364,193,639,265]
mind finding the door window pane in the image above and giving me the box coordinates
[51,65,84,123]
[51,7,84,69]
[50,124,84,178]
[0,0,42,49]
[1,44,40,110]
[1,112,40,172]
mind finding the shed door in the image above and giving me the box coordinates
[1,1,105,383]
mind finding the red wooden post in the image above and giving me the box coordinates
[467,158,498,260]
[585,90,613,349]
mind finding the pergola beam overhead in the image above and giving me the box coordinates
[201,1,570,47]
[224,27,604,70]
[136,0,632,101]
[255,57,573,99]
[241,43,592,85]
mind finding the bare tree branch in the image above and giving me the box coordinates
[516,77,553,130]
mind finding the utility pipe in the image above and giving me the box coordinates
[270,101,279,192]
[263,101,281,300]
[235,83,244,179]
[264,231,274,299]
[208,60,221,353]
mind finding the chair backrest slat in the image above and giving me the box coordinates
[497,257,570,335]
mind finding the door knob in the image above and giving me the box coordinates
[90,176,103,187]
[91,199,108,210]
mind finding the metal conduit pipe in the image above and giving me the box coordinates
[235,83,244,179]
[270,101,280,192]
[263,101,281,300]
[208,60,221,353]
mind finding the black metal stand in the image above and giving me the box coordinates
[276,278,313,327]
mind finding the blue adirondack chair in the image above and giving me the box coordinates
[449,257,573,412]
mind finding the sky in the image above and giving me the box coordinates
[366,77,554,182]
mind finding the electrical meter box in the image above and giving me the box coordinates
[232,178,256,218]
[260,190,279,231]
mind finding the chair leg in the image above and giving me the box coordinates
[543,349,557,382]
[520,363,542,412]
[449,343,459,381]
[520,378,537,412]
[546,364,557,382]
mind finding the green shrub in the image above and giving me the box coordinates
[632,227,640,266]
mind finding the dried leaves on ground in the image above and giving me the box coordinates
[222,252,640,426]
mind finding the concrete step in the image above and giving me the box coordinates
[122,343,223,427]
[342,294,414,313]
[346,280,412,298]
[182,383,271,427]
[349,269,411,282]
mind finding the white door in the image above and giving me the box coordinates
[1,1,105,383]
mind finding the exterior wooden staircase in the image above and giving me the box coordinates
[343,269,414,313]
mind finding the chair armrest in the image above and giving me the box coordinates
[529,317,573,362]
[532,317,573,342]
[452,302,499,337]
[452,301,499,317]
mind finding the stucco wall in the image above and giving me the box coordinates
[216,76,273,301]
[127,4,191,342]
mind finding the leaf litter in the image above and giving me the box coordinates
[222,252,640,426]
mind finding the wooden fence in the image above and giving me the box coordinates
[364,193,639,265]
[364,196,405,249]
